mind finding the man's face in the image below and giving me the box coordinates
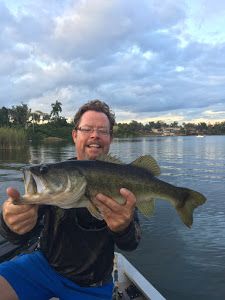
[72,110,112,160]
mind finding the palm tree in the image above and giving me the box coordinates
[50,100,62,120]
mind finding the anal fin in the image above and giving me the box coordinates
[137,199,155,216]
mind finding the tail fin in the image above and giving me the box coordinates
[176,189,206,228]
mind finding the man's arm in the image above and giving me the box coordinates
[95,188,141,251]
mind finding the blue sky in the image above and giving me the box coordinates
[1,0,225,124]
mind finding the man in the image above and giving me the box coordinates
[0,100,141,300]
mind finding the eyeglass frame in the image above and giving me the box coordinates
[76,126,112,136]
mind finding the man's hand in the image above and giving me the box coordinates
[2,187,39,235]
[94,188,136,232]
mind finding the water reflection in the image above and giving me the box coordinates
[29,142,75,164]
[0,136,225,299]
[0,148,30,164]
[111,136,225,299]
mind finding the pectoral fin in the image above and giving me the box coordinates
[87,201,104,220]
[137,199,155,216]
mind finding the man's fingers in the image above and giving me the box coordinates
[4,199,35,214]
[94,189,137,232]
[119,188,136,208]
[95,193,121,211]
[6,208,38,226]
[10,218,35,234]
[3,202,38,235]
[95,188,136,211]
[2,188,39,235]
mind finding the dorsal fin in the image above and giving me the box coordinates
[96,153,123,164]
[130,155,160,176]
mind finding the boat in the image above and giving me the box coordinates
[196,135,204,138]
[112,252,166,299]
[0,240,166,299]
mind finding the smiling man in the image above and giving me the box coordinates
[0,100,141,300]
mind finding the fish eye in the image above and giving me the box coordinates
[39,165,49,174]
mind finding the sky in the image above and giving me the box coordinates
[1,0,225,124]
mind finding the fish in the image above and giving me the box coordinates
[15,154,206,227]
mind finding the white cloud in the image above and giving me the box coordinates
[0,0,225,124]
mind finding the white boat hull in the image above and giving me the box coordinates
[113,252,166,300]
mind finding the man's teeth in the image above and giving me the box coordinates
[88,144,100,148]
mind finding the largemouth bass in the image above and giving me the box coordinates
[15,154,206,227]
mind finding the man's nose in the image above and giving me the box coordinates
[90,129,100,137]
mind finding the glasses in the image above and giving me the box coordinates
[77,126,111,136]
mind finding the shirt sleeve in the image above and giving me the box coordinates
[108,208,141,251]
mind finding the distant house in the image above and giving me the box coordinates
[162,127,181,136]
[151,128,163,134]
[151,127,181,136]
[29,111,50,124]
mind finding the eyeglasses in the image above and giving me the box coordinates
[77,126,111,136]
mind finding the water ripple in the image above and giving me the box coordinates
[1,136,225,300]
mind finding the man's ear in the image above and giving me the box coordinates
[72,129,77,143]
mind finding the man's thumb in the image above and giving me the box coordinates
[6,187,20,200]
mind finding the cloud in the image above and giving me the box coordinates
[0,0,225,124]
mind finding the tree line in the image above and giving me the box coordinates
[0,101,64,127]
[115,120,225,136]
[0,101,74,142]
[1,103,225,138]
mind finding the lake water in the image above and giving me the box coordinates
[0,136,225,299]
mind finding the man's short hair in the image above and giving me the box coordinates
[73,100,115,133]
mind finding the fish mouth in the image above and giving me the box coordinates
[24,170,45,195]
